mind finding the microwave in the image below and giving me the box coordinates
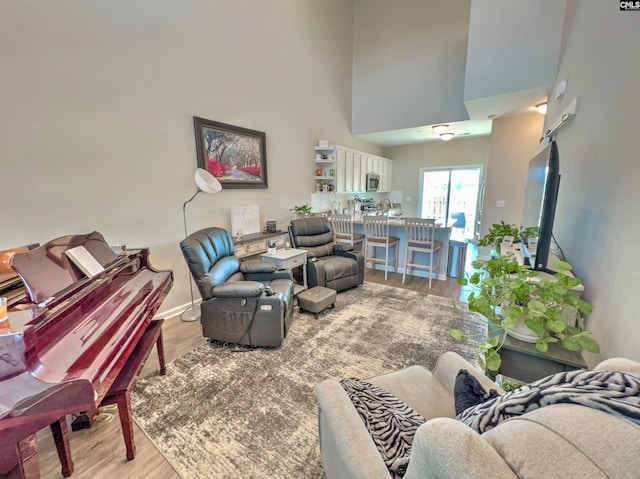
[366,173,380,191]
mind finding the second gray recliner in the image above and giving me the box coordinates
[289,216,364,292]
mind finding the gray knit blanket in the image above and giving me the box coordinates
[342,370,640,478]
[457,369,640,433]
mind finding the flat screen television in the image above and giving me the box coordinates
[520,140,560,272]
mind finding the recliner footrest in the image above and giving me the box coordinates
[297,286,337,318]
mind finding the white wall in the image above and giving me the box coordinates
[464,0,565,106]
[0,0,377,314]
[544,1,640,365]
[352,0,471,135]
[481,113,545,239]
[383,136,491,218]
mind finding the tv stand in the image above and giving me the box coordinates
[498,334,587,383]
[502,245,583,293]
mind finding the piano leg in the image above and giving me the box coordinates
[50,417,74,477]
[0,434,41,479]
[115,391,136,460]
[156,325,166,376]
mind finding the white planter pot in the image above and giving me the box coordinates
[505,305,578,343]
[507,316,538,343]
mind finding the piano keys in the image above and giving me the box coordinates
[0,232,173,479]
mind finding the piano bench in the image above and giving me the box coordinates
[100,318,166,461]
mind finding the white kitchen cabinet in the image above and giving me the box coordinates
[379,158,393,192]
[319,145,392,194]
[352,153,362,192]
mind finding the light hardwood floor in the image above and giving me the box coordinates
[29,268,467,479]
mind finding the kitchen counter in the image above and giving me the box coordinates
[348,217,453,280]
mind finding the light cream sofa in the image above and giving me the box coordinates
[316,352,640,479]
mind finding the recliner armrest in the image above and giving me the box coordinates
[432,351,503,396]
[404,418,516,479]
[334,249,359,261]
[240,259,277,274]
[248,269,292,281]
[212,281,264,298]
[333,244,353,253]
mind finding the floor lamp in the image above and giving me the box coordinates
[181,168,222,322]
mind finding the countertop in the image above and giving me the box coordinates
[349,215,452,228]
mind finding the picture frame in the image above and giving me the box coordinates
[193,116,268,189]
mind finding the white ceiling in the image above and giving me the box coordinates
[354,91,549,147]
[354,118,492,147]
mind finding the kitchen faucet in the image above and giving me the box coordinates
[382,198,393,211]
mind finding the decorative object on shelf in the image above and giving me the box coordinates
[318,140,329,148]
[181,168,222,322]
[290,204,313,217]
[194,116,268,189]
[450,252,599,372]
[315,167,323,176]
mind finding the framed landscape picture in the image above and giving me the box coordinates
[194,116,268,189]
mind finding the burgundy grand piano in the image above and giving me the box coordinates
[0,232,173,479]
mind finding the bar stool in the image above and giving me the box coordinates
[402,217,442,288]
[363,215,399,280]
[330,213,365,251]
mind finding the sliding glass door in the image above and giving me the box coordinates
[418,166,483,240]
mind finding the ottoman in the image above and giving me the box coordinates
[297,286,337,319]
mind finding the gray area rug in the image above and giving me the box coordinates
[131,282,485,479]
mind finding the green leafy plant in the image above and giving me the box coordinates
[519,226,540,242]
[498,377,522,392]
[449,252,599,372]
[477,221,521,254]
[290,204,314,216]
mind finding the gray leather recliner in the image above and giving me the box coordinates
[289,217,364,292]
[180,227,294,347]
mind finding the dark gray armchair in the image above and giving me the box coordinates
[180,227,294,347]
[289,217,364,292]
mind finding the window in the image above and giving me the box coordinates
[418,166,483,240]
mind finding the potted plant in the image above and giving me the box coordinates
[477,221,521,254]
[290,204,314,217]
[449,252,600,372]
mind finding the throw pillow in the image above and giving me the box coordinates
[453,369,500,416]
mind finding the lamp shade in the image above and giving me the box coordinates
[195,168,222,193]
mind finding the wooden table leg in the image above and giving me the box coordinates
[50,417,73,478]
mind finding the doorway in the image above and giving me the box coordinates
[417,166,483,241]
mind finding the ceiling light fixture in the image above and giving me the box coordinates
[536,102,548,114]
[432,124,449,135]
[440,132,455,141]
